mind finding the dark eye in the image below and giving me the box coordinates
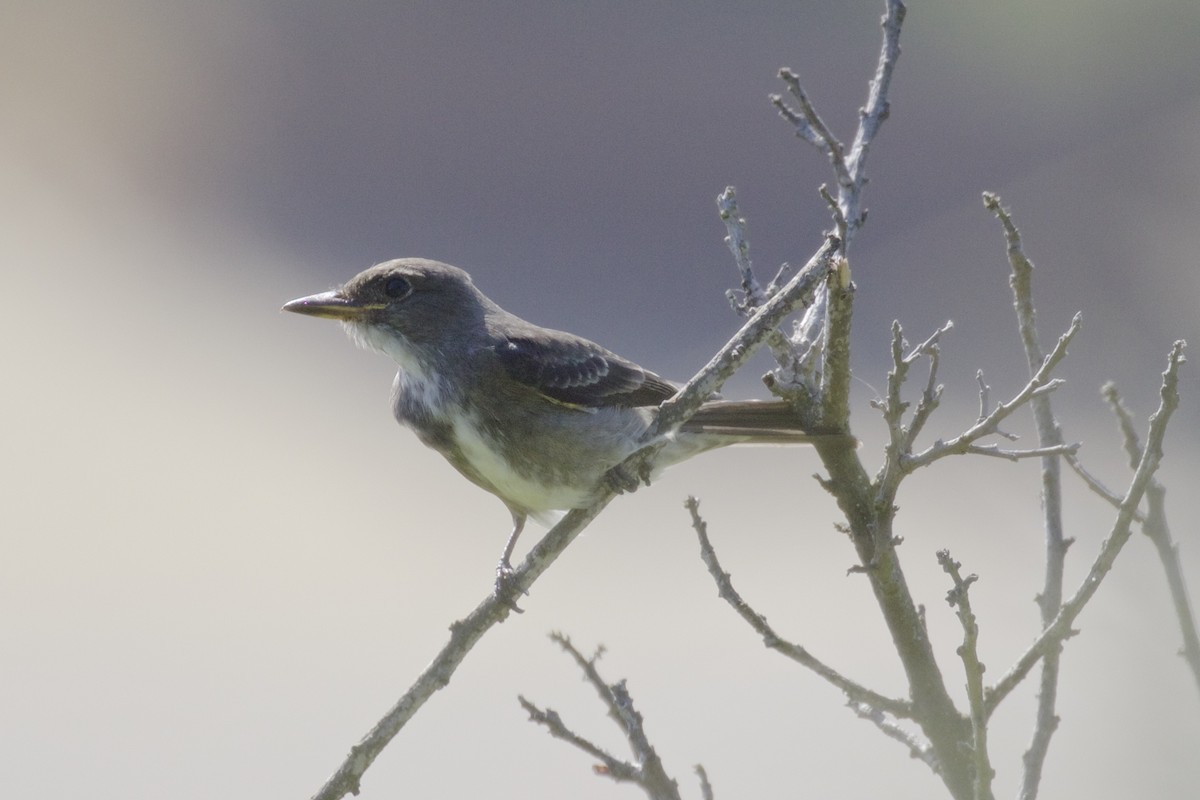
[384,276,411,298]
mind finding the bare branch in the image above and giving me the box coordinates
[518,696,642,785]
[1102,381,1144,468]
[842,0,907,239]
[987,341,1187,714]
[548,633,626,726]
[875,320,954,468]
[1143,479,1200,696]
[878,320,911,460]
[765,260,796,297]
[938,551,995,800]
[985,191,1074,800]
[772,68,846,170]
[531,634,682,800]
[906,324,952,448]
[770,88,823,149]
[963,442,1079,462]
[819,183,849,243]
[976,371,1018,441]
[975,371,989,422]
[717,186,767,311]
[604,683,679,800]
[904,313,1081,472]
[773,0,906,245]
[685,497,912,718]
[717,187,794,366]
[1088,384,1200,695]
[695,764,715,800]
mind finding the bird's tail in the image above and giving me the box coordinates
[678,400,857,446]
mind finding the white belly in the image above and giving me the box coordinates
[451,415,593,514]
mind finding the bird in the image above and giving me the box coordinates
[283,258,841,584]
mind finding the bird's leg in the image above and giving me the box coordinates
[494,511,528,612]
[498,511,525,572]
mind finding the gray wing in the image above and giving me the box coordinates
[492,335,677,408]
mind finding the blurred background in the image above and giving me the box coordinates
[3,1,1198,798]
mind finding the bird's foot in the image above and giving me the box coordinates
[604,459,651,495]
[493,559,527,613]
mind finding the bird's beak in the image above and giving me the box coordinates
[281,290,368,321]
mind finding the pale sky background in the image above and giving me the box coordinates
[3,2,1199,799]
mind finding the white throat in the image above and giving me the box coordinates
[345,321,447,412]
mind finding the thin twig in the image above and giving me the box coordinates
[905,323,953,449]
[1142,479,1200,695]
[535,634,682,800]
[879,320,912,462]
[875,320,953,470]
[819,183,849,243]
[1102,382,1144,468]
[938,551,995,800]
[765,260,796,297]
[975,371,989,422]
[1097,384,1200,695]
[773,68,846,170]
[694,765,715,800]
[976,371,1018,441]
[841,0,907,241]
[903,314,1082,472]
[685,497,912,718]
[773,0,905,246]
[518,696,641,784]
[548,633,625,726]
[717,187,766,310]
[718,187,793,365]
[963,443,1079,462]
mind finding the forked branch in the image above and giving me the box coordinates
[987,341,1187,714]
[1067,384,1200,695]
[520,634,683,800]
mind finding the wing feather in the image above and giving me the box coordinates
[493,335,676,408]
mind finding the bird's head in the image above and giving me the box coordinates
[283,258,493,364]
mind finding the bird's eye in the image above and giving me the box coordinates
[384,276,411,299]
